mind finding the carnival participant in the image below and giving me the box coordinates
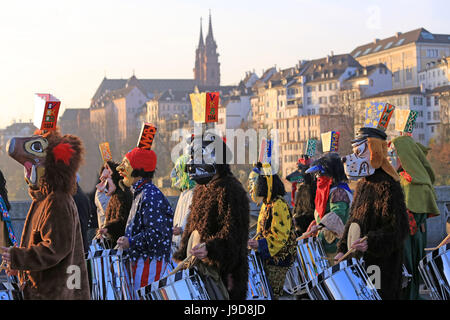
[115,147,174,290]
[170,154,196,253]
[337,102,409,300]
[173,133,249,300]
[96,161,132,246]
[0,169,17,248]
[1,128,90,299]
[287,157,310,207]
[389,134,440,300]
[94,163,114,229]
[288,155,317,237]
[247,163,297,299]
[304,152,352,262]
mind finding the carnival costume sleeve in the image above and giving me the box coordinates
[319,188,350,239]
[337,170,409,257]
[10,193,77,271]
[128,189,173,258]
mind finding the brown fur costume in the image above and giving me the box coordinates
[337,168,409,300]
[101,162,132,244]
[173,173,249,300]
[9,129,90,299]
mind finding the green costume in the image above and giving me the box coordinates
[391,135,440,300]
[315,186,352,256]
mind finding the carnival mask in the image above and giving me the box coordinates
[248,168,263,204]
[186,133,220,185]
[117,157,136,188]
[286,169,305,184]
[387,141,401,172]
[171,154,196,191]
[342,139,375,180]
[7,136,48,188]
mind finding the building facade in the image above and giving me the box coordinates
[351,28,450,90]
[275,114,354,178]
[356,87,440,145]
[418,56,450,90]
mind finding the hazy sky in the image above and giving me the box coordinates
[0,0,449,128]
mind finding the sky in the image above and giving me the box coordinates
[0,0,449,128]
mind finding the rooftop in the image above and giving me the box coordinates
[301,54,361,84]
[359,86,428,99]
[351,28,450,59]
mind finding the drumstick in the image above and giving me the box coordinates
[251,232,261,241]
[249,222,258,231]
[336,236,368,264]
[168,243,206,276]
[424,234,450,251]
[296,225,324,241]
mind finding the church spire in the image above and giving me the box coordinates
[206,9,214,41]
[198,17,204,47]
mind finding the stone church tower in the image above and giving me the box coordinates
[194,13,220,86]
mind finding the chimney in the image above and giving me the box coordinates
[395,32,402,38]
[373,38,380,44]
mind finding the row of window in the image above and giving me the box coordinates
[283,143,304,151]
[284,154,304,163]
[379,95,439,107]
[279,130,319,143]
[393,69,414,82]
[419,69,447,80]
[276,117,319,129]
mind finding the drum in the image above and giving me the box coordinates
[247,250,272,300]
[136,267,210,300]
[86,240,135,300]
[307,258,381,300]
[0,276,23,300]
[284,237,330,295]
[418,244,450,300]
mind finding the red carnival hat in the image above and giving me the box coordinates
[125,147,157,172]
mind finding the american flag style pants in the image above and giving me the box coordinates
[131,258,168,291]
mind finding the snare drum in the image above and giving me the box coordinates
[419,244,450,300]
[136,267,210,300]
[247,250,272,300]
[86,240,135,300]
[284,237,330,295]
[0,276,23,300]
[307,258,381,300]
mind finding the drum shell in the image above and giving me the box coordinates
[247,250,272,300]
[307,258,381,300]
[418,244,450,300]
[86,240,135,300]
[137,268,210,300]
[0,276,23,300]
[284,237,330,294]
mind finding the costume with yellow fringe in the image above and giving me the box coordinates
[249,163,297,298]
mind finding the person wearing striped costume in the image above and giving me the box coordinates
[116,147,174,291]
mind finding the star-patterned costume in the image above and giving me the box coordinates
[125,178,174,290]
